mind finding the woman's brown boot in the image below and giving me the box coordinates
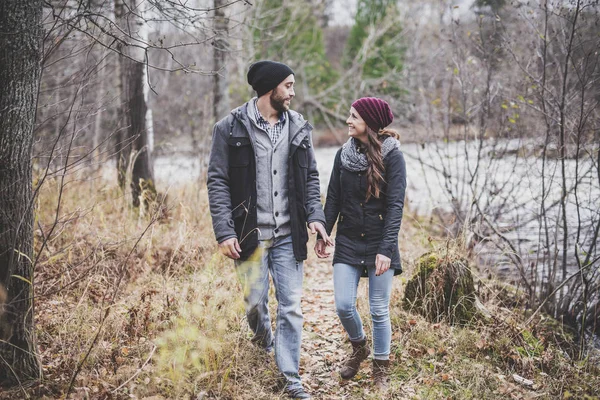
[372,359,390,390]
[339,338,370,379]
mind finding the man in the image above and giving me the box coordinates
[207,60,332,399]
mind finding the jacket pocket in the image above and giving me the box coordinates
[296,138,310,168]
[232,206,246,219]
[227,137,252,167]
[232,205,248,238]
[365,211,385,238]
[337,214,344,229]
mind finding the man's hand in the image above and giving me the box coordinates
[308,222,333,246]
[314,239,331,258]
[219,237,241,259]
[375,253,391,276]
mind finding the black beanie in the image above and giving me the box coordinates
[247,61,294,97]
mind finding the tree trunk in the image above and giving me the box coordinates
[114,0,156,207]
[93,50,107,171]
[213,0,230,122]
[114,0,128,189]
[126,58,155,207]
[0,0,43,385]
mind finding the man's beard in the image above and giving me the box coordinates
[270,89,290,113]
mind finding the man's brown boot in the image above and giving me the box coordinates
[372,359,390,390]
[340,338,370,380]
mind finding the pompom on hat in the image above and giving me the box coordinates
[247,60,294,97]
[351,97,394,132]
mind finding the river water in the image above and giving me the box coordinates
[149,139,599,285]
[139,138,600,344]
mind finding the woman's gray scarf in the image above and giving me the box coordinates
[340,137,401,172]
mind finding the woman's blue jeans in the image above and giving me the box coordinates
[333,263,394,360]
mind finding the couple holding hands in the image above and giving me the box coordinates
[207,60,406,399]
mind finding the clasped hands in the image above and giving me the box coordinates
[219,221,332,260]
[315,238,391,276]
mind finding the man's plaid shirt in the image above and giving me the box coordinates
[252,98,287,145]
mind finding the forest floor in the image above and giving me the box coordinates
[0,180,599,399]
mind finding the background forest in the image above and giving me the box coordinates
[1,0,599,398]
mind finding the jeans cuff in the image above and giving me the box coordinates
[349,332,366,342]
[350,334,367,343]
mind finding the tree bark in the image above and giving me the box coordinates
[114,0,156,207]
[93,51,107,171]
[0,0,43,385]
[114,0,128,189]
[213,0,230,122]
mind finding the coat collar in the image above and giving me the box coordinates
[231,101,312,147]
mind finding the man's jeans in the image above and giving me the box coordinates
[333,263,394,360]
[235,235,304,390]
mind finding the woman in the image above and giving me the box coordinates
[315,97,406,389]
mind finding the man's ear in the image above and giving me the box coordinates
[258,89,273,100]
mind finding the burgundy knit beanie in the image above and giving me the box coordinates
[351,97,394,132]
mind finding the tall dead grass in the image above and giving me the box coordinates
[1,169,598,399]
[1,171,286,399]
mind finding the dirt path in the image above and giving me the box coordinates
[299,258,376,399]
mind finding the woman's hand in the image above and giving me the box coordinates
[314,239,331,258]
[309,222,334,246]
[375,254,391,276]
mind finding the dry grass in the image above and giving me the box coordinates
[1,170,598,399]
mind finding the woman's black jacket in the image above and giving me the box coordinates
[324,146,407,277]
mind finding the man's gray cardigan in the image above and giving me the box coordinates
[246,98,292,240]
[207,100,325,261]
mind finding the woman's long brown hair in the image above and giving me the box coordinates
[362,127,400,202]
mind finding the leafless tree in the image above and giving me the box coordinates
[114,0,157,207]
[0,0,44,386]
[213,0,231,122]
[405,0,600,353]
